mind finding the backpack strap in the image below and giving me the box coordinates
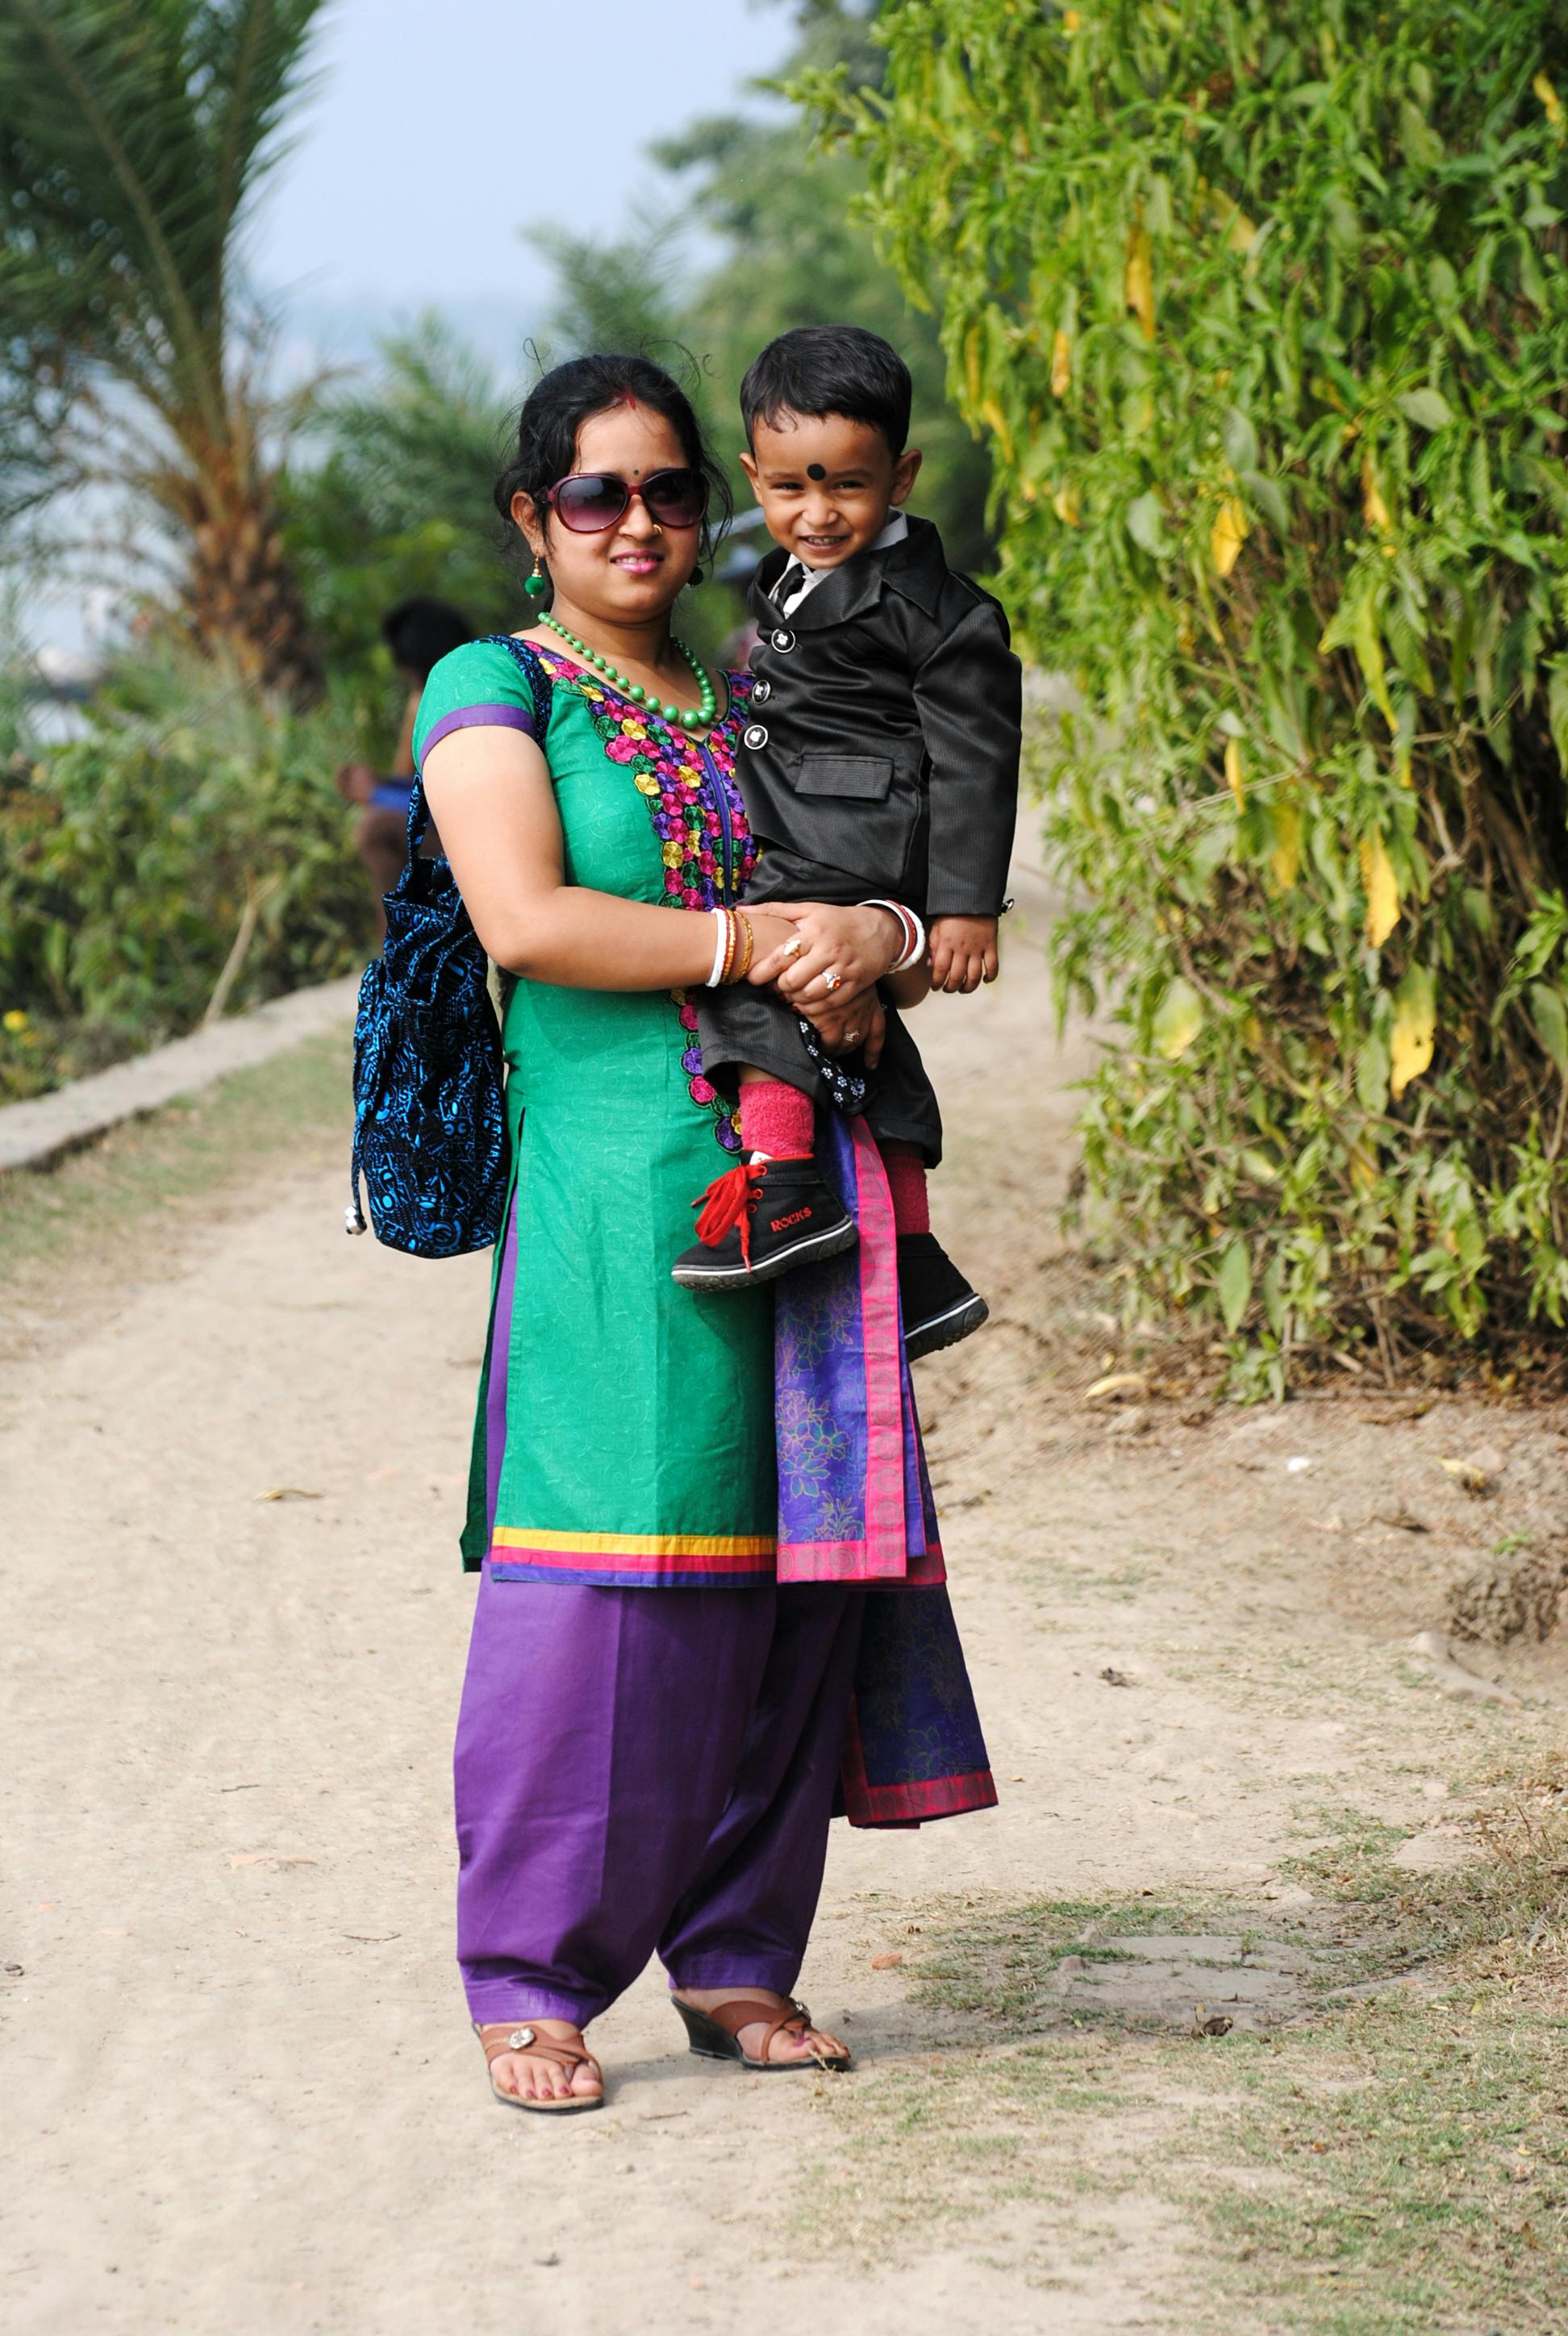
[483,632,557,737]
[403,635,557,861]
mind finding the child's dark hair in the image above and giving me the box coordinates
[494,352,732,573]
[380,596,473,680]
[740,326,912,456]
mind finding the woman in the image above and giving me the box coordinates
[419,354,994,2113]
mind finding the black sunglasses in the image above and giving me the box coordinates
[545,467,709,534]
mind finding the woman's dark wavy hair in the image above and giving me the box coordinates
[494,352,732,581]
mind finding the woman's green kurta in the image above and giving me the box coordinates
[414,638,777,1587]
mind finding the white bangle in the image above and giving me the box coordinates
[860,897,926,973]
[707,907,730,988]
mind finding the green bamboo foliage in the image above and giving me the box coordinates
[810,0,1568,1383]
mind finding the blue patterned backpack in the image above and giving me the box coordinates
[346,636,553,1257]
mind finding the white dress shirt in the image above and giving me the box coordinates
[776,508,911,617]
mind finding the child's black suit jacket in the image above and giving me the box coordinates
[734,515,1022,918]
[697,516,1022,1163]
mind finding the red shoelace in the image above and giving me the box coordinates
[692,1159,768,1266]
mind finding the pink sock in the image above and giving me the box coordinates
[739,1078,815,1159]
[884,1145,931,1234]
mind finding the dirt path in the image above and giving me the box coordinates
[4,875,1564,2334]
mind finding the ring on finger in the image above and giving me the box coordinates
[844,1028,861,1046]
[823,969,844,993]
[781,936,804,960]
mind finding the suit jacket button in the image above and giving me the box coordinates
[751,678,770,703]
[769,628,795,653]
[743,723,769,750]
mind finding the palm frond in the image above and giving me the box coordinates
[531,218,692,369]
[0,1,332,688]
[0,2,328,406]
[193,0,332,257]
[308,314,511,534]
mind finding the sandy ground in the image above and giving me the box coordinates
[3,871,1564,2334]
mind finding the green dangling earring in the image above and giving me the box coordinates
[524,556,548,599]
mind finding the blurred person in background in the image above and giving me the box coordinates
[337,597,473,932]
[715,507,769,672]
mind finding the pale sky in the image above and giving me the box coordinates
[251,0,795,352]
[32,0,795,654]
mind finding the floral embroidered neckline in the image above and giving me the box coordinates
[530,643,735,746]
[535,644,757,1151]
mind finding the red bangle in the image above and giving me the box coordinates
[861,897,919,970]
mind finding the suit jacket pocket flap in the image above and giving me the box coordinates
[794,754,893,802]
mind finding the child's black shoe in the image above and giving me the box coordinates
[673,1154,857,1291]
[898,1232,990,1359]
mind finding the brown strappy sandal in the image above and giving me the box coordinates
[473,2020,605,2114]
[671,1994,851,2072]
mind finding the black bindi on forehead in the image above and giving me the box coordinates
[807,462,827,481]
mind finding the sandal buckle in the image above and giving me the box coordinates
[507,2026,536,2051]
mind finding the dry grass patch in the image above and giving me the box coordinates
[796,1769,1568,2330]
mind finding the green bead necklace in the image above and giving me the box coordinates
[539,611,715,732]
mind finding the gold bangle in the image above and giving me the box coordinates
[718,907,738,985]
[731,911,756,983]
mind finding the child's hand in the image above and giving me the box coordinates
[928,915,999,994]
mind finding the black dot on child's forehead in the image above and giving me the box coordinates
[807,462,827,480]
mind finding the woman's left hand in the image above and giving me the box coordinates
[795,984,886,1066]
[749,901,903,1001]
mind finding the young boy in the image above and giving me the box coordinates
[672,325,1022,1361]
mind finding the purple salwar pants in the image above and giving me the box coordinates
[454,1571,865,2027]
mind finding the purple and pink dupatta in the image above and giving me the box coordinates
[777,1111,997,1828]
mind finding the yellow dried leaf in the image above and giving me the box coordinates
[1062,8,1081,31]
[1224,736,1245,808]
[1361,457,1391,532]
[1124,227,1155,339]
[1053,482,1080,526]
[981,395,1014,463]
[1391,966,1437,1099]
[1348,1145,1378,1191]
[1086,1370,1150,1404]
[963,321,983,411]
[1270,799,1302,891]
[1211,497,1247,577]
[1359,831,1401,947]
[1229,207,1258,254]
[1153,975,1203,1060]
[1534,71,1564,131]
[1051,327,1072,398]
